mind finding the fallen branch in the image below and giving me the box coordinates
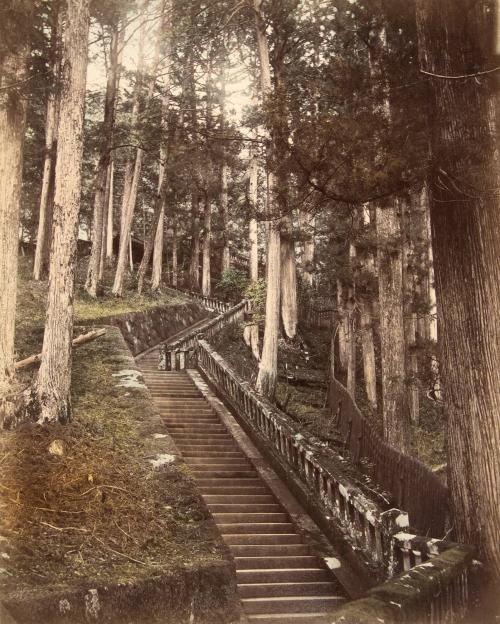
[15,329,107,371]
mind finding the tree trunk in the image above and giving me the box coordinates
[99,161,112,280]
[280,215,298,340]
[35,0,90,424]
[86,20,119,297]
[243,142,260,360]
[0,44,29,426]
[189,193,201,290]
[33,4,63,281]
[336,279,348,371]
[221,162,230,273]
[359,205,377,410]
[113,2,151,296]
[416,0,500,577]
[376,199,410,451]
[171,224,178,287]
[201,193,212,296]
[346,243,356,398]
[254,0,281,399]
[299,209,315,288]
[106,159,114,261]
[151,198,164,291]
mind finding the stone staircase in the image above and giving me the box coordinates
[139,349,348,623]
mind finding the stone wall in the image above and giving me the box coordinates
[89,302,208,356]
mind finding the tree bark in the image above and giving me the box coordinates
[105,159,114,261]
[299,209,315,288]
[376,199,410,451]
[416,0,500,577]
[346,243,356,398]
[86,19,120,297]
[280,214,298,340]
[171,223,178,287]
[99,161,112,280]
[0,43,29,426]
[35,0,90,424]
[201,192,212,296]
[33,3,63,281]
[151,191,165,291]
[336,279,348,371]
[113,2,150,296]
[221,162,230,273]
[254,0,281,399]
[243,142,260,360]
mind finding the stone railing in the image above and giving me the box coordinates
[196,340,408,578]
[194,340,476,622]
[167,287,233,314]
[159,301,248,370]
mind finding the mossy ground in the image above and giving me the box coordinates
[0,329,225,595]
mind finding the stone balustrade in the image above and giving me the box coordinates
[159,300,247,370]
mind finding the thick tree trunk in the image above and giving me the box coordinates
[33,4,63,281]
[171,224,178,287]
[189,193,201,290]
[359,205,377,410]
[254,0,281,399]
[221,163,230,273]
[99,161,112,280]
[86,21,119,297]
[106,159,114,261]
[151,204,164,290]
[201,194,211,296]
[416,0,500,577]
[376,200,410,451]
[280,215,298,340]
[35,0,90,424]
[336,280,348,371]
[243,142,260,359]
[346,243,356,398]
[0,46,29,426]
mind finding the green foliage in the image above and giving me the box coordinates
[244,278,267,320]
[215,269,249,303]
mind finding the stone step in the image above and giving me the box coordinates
[183,452,244,459]
[230,544,310,557]
[224,534,302,546]
[237,569,330,584]
[166,425,227,433]
[219,523,296,535]
[196,478,265,487]
[246,612,331,623]
[186,458,251,466]
[192,470,258,478]
[238,582,338,599]
[203,494,275,503]
[176,444,240,452]
[214,513,288,524]
[199,486,270,495]
[209,504,282,513]
[242,595,344,615]
[234,556,319,570]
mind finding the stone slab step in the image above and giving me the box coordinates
[196,478,266,487]
[199,486,270,495]
[209,504,282,513]
[238,582,339,599]
[237,569,330,584]
[186,458,252,466]
[242,595,344,615]
[224,534,302,546]
[203,495,275,503]
[192,470,258,478]
[214,513,288,523]
[219,523,295,535]
[230,544,310,557]
[246,613,331,623]
[234,556,319,570]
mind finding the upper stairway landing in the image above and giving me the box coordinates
[138,348,349,624]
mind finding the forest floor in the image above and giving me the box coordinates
[210,322,446,476]
[0,256,226,613]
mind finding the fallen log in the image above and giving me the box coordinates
[15,329,107,371]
